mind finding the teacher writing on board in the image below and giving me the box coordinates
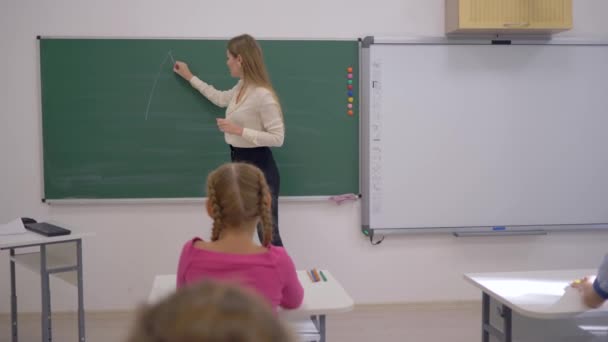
[173,34,285,247]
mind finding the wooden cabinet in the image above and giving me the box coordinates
[446,0,572,35]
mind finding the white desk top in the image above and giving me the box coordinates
[148,270,354,318]
[283,270,355,319]
[0,232,93,249]
[465,269,608,319]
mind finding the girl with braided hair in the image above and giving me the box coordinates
[176,162,303,311]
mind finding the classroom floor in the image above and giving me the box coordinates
[1,302,606,342]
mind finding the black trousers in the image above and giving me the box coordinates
[230,145,283,247]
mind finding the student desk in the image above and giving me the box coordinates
[465,269,608,342]
[148,270,354,342]
[0,231,92,342]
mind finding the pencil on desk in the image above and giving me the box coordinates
[312,268,321,282]
[307,270,315,282]
[309,269,318,282]
[319,270,327,282]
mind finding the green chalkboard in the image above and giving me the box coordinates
[40,38,358,199]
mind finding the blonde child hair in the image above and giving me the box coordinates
[126,280,295,342]
[207,162,273,246]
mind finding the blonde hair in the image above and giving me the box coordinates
[126,280,295,342]
[207,163,273,247]
[228,34,283,120]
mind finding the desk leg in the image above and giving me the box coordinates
[319,315,326,342]
[40,245,52,342]
[10,248,18,342]
[482,292,489,342]
[502,305,512,342]
[76,240,85,342]
[309,315,326,342]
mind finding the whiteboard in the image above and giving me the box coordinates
[360,38,608,234]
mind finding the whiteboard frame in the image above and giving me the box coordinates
[360,36,608,236]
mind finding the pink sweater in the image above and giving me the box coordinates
[177,237,304,310]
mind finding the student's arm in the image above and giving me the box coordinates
[242,90,285,147]
[277,249,304,309]
[592,254,608,306]
[176,241,192,288]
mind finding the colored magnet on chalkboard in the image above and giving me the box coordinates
[348,103,353,109]
[348,90,353,97]
[348,80,353,85]
[347,73,353,79]
[348,110,354,116]
[348,97,353,103]
[347,67,353,73]
[348,85,353,90]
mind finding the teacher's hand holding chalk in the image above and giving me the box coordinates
[173,61,193,81]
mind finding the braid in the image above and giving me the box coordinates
[208,181,224,242]
[257,172,273,247]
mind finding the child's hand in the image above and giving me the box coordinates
[570,276,591,290]
[571,276,605,308]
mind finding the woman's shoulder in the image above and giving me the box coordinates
[250,86,277,102]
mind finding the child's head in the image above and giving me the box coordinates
[126,280,295,342]
[206,162,272,246]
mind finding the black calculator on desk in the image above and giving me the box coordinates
[24,222,71,237]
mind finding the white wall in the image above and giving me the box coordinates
[1,0,608,313]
